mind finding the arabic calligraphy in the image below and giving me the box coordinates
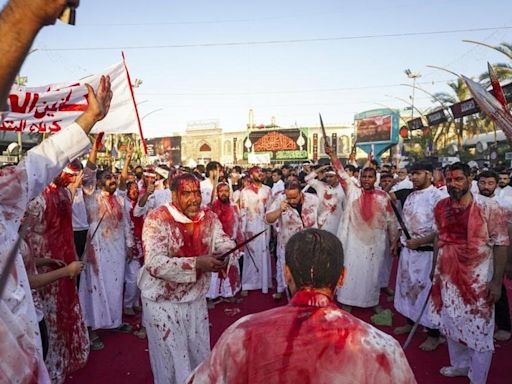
[253,131,297,152]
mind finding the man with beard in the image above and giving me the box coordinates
[187,229,417,384]
[239,166,272,296]
[121,146,144,317]
[393,163,444,351]
[477,170,512,342]
[266,180,319,300]
[200,161,222,207]
[432,163,508,383]
[79,137,134,349]
[23,159,90,383]
[207,182,244,301]
[497,170,512,199]
[304,166,344,235]
[325,146,399,312]
[138,174,235,384]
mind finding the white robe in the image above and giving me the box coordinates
[239,184,272,293]
[0,123,90,384]
[79,168,134,330]
[394,185,443,327]
[138,204,234,384]
[267,193,319,292]
[305,172,344,235]
[334,163,398,307]
[207,202,243,299]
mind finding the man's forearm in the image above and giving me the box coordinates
[265,208,282,224]
[492,245,508,284]
[0,2,41,107]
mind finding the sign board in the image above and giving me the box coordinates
[144,136,182,165]
[407,117,424,131]
[505,152,512,160]
[353,108,400,159]
[248,153,271,164]
[450,98,480,119]
[243,128,308,161]
[426,109,448,126]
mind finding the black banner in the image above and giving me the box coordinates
[426,109,448,126]
[407,117,424,130]
[450,98,480,119]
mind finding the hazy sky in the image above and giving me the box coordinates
[9,0,512,138]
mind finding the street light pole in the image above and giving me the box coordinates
[404,69,421,120]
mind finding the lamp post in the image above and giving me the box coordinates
[404,69,421,120]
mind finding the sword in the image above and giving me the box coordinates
[389,200,411,240]
[319,113,329,152]
[403,285,433,350]
[217,229,266,262]
[81,211,107,263]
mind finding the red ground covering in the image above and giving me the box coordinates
[66,272,512,384]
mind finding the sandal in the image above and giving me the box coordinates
[113,323,133,333]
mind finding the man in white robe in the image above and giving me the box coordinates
[239,166,272,295]
[431,163,509,384]
[199,161,222,208]
[207,182,243,300]
[266,180,319,300]
[305,167,344,235]
[393,162,444,351]
[138,174,234,384]
[325,147,399,311]
[79,138,134,347]
[0,50,111,384]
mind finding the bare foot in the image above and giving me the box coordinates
[240,290,248,297]
[394,324,412,335]
[373,305,384,314]
[419,336,445,351]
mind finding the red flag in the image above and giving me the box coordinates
[488,62,508,108]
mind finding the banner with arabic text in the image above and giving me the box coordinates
[1,58,144,138]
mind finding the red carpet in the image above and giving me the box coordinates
[66,278,512,384]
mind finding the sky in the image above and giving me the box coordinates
[8,0,512,138]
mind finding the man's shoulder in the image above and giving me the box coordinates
[146,204,172,222]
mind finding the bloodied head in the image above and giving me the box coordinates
[284,180,303,208]
[446,162,471,201]
[249,166,265,184]
[54,159,82,187]
[285,229,344,292]
[171,174,201,219]
[98,170,118,195]
[127,180,139,201]
[477,170,498,197]
[216,182,230,203]
[360,167,376,191]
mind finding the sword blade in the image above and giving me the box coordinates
[218,229,266,261]
[319,113,329,148]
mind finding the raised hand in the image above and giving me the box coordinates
[10,0,80,27]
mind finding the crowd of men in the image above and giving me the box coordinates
[1,1,511,384]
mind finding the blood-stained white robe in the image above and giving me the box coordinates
[0,123,90,384]
[267,193,319,293]
[79,168,134,330]
[394,185,443,327]
[305,172,344,235]
[138,204,234,384]
[239,184,272,293]
[186,290,417,384]
[207,200,243,299]
[334,162,398,307]
[430,194,509,352]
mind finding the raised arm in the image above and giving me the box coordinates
[0,0,79,107]
[118,143,134,191]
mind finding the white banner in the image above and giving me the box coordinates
[1,57,143,137]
